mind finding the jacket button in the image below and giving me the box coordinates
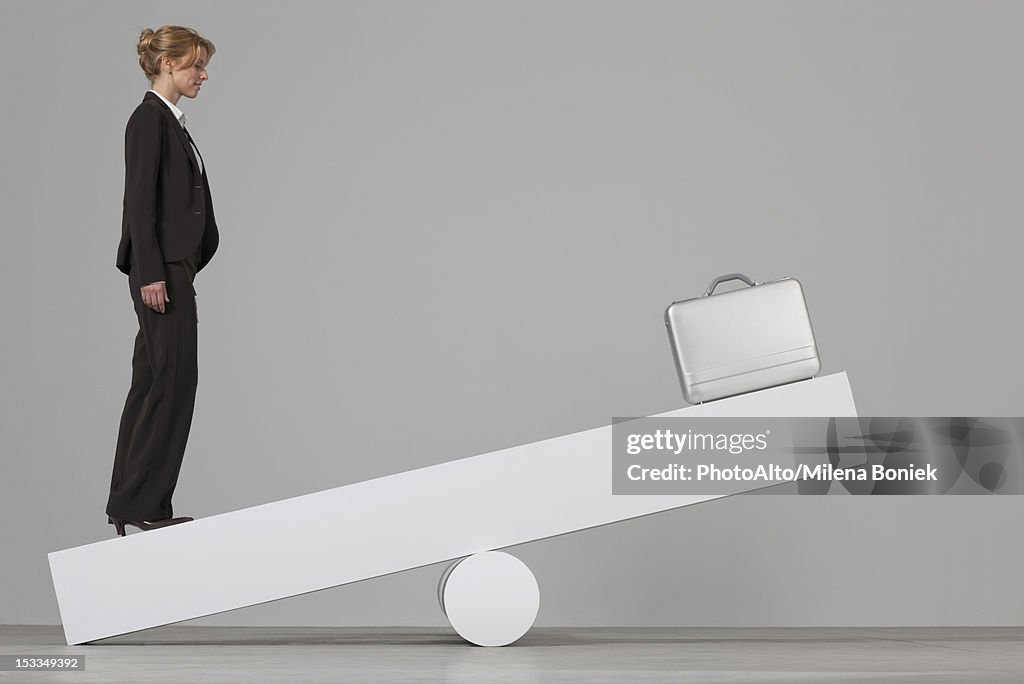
[194,210,202,214]
[194,185,201,189]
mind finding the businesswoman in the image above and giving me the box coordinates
[107,25,220,537]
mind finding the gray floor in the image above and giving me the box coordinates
[1,625,1022,683]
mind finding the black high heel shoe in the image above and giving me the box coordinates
[108,515,194,536]
[110,517,126,536]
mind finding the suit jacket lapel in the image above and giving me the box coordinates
[182,126,206,177]
[143,91,202,177]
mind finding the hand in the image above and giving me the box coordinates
[141,281,169,313]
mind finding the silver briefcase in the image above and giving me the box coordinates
[664,273,821,404]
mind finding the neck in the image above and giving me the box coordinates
[151,83,180,106]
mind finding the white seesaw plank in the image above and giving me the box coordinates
[48,372,857,644]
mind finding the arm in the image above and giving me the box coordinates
[123,106,167,286]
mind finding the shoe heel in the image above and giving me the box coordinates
[110,517,126,537]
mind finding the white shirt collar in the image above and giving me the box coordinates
[148,88,187,127]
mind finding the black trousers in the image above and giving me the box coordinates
[106,241,202,521]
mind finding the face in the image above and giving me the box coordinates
[165,47,209,99]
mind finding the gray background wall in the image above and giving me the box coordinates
[2,0,1022,627]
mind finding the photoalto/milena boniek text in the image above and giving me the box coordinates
[610,416,1024,496]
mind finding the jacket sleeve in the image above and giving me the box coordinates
[123,106,166,286]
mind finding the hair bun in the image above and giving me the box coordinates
[137,28,155,54]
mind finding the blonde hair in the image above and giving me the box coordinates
[137,25,216,84]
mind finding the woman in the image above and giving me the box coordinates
[107,25,220,537]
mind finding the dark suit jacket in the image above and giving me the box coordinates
[116,90,220,285]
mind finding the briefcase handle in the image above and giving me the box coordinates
[703,273,758,297]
